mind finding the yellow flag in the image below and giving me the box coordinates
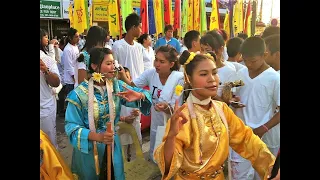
[210,0,219,30]
[73,0,88,34]
[89,4,93,27]
[154,0,164,36]
[187,0,194,31]
[169,0,173,25]
[108,0,120,37]
[193,0,200,32]
[246,13,252,37]
[68,2,73,28]
[223,11,230,38]
[233,0,244,35]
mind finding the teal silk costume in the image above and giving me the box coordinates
[65,79,152,180]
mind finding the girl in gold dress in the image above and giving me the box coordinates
[154,51,275,180]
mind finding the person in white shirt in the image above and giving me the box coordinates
[264,34,280,74]
[231,37,280,180]
[77,35,85,51]
[112,13,144,80]
[76,26,107,87]
[40,29,61,147]
[119,46,184,162]
[183,30,201,53]
[57,36,68,116]
[137,33,155,71]
[104,35,113,50]
[226,37,246,72]
[206,30,236,71]
[200,34,238,103]
[112,13,145,152]
[62,28,80,95]
[108,35,114,47]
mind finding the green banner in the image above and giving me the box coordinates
[40,0,62,18]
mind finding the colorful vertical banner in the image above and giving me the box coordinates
[174,0,181,34]
[228,0,234,38]
[233,0,244,35]
[73,0,88,34]
[181,0,189,37]
[187,0,194,31]
[108,0,121,37]
[244,0,252,37]
[164,0,171,25]
[121,0,133,33]
[210,0,220,30]
[148,0,156,34]
[193,0,200,32]
[223,10,230,38]
[154,0,164,35]
[200,0,207,34]
[68,2,74,28]
[140,0,149,33]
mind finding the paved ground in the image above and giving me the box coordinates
[56,115,227,179]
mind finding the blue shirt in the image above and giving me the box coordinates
[155,37,181,52]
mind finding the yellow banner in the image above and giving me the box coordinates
[223,11,230,39]
[154,0,164,35]
[193,0,200,32]
[89,5,93,26]
[93,0,140,7]
[247,14,252,37]
[68,3,73,28]
[108,0,120,37]
[73,0,88,34]
[93,3,108,22]
[187,0,194,31]
[132,0,140,7]
[233,0,244,34]
[210,0,219,30]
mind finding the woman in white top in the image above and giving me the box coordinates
[137,33,155,71]
[200,34,239,104]
[119,45,184,161]
[40,28,61,147]
[75,26,107,87]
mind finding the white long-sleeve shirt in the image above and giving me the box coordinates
[62,43,79,85]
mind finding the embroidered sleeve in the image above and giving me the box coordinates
[222,103,275,179]
[65,91,92,154]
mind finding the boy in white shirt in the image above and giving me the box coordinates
[226,37,246,72]
[230,37,280,180]
[264,34,280,73]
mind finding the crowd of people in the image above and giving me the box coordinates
[40,12,280,180]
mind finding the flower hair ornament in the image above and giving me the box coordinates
[92,72,105,83]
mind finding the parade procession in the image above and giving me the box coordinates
[40,0,280,179]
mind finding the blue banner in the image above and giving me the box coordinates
[148,0,156,34]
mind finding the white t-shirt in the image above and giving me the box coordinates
[228,61,246,72]
[57,48,65,85]
[180,46,188,54]
[40,50,61,118]
[235,67,280,147]
[217,65,238,97]
[112,39,144,79]
[62,43,79,85]
[74,61,86,88]
[142,45,155,71]
[224,60,236,71]
[133,69,184,132]
[222,46,229,61]
[105,44,112,50]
